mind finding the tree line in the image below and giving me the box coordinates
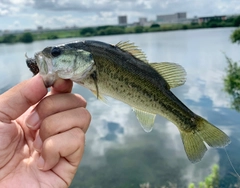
[1,15,240,44]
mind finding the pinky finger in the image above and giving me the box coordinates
[38,127,85,182]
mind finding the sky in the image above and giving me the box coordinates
[0,0,240,31]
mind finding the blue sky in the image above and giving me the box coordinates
[0,0,240,31]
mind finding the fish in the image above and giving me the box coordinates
[28,40,230,162]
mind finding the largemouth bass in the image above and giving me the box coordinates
[28,40,230,162]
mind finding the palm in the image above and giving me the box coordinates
[0,109,70,188]
[0,76,90,188]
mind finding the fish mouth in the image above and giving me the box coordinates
[34,51,56,87]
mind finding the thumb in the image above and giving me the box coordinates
[0,74,47,123]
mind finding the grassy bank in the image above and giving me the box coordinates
[0,15,240,44]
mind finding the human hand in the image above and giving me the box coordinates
[0,75,91,188]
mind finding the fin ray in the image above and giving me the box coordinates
[91,90,108,103]
[179,116,230,163]
[180,131,207,163]
[116,41,148,63]
[133,108,156,132]
[150,62,186,88]
[196,117,231,147]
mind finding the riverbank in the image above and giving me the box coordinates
[1,15,239,44]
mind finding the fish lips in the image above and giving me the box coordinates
[34,51,56,87]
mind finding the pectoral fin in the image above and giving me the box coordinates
[133,108,156,132]
[91,90,108,103]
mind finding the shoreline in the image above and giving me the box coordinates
[0,22,238,44]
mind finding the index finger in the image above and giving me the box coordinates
[0,75,47,123]
[50,79,73,95]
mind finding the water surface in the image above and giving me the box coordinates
[0,28,240,187]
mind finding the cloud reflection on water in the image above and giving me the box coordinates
[72,82,227,186]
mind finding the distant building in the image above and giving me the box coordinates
[118,16,127,25]
[156,12,187,23]
[37,26,43,30]
[139,17,147,26]
[192,16,199,23]
[198,15,227,24]
[24,29,32,32]
[177,12,187,19]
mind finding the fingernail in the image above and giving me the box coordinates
[33,133,42,152]
[37,156,45,169]
[26,111,39,129]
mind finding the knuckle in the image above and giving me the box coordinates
[39,96,55,112]
[75,94,87,107]
[43,138,55,152]
[70,128,85,147]
[78,108,91,128]
[0,110,12,123]
[40,117,55,139]
[80,108,91,120]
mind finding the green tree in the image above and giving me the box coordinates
[234,15,240,26]
[2,34,17,43]
[134,26,144,33]
[191,21,199,26]
[104,26,125,35]
[47,34,58,39]
[150,23,160,28]
[206,18,222,28]
[97,29,107,35]
[224,56,240,112]
[96,25,111,31]
[188,165,220,188]
[224,25,240,112]
[80,27,96,36]
[19,32,34,43]
[188,183,195,188]
[182,25,188,30]
[231,28,240,44]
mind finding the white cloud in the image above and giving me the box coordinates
[0,0,240,30]
[8,0,33,4]
[0,0,31,16]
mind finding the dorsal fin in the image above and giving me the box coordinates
[116,41,148,63]
[150,62,187,88]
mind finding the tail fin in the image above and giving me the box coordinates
[180,117,230,163]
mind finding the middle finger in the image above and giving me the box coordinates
[25,93,87,130]
[39,107,91,141]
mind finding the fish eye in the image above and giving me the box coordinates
[89,53,93,59]
[51,47,61,57]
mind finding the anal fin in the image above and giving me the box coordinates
[133,108,156,132]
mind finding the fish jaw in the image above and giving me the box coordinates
[34,45,95,87]
[34,51,56,87]
[51,48,95,82]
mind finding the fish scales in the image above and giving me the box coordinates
[28,40,230,163]
[77,41,197,129]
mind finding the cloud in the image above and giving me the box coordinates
[31,13,117,29]
[31,0,115,12]
[1,0,240,30]
[0,0,32,17]
[0,2,16,16]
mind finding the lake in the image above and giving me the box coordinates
[0,28,240,187]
